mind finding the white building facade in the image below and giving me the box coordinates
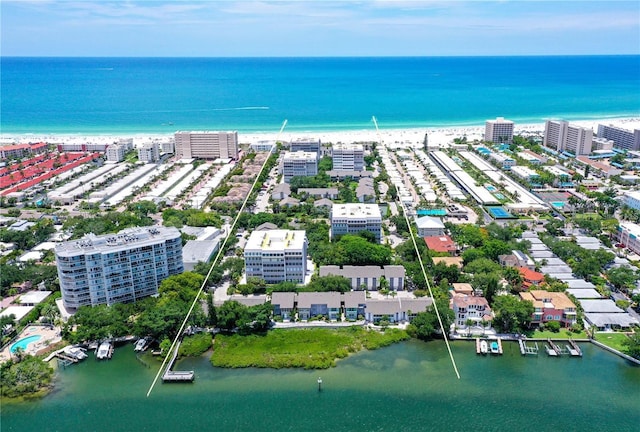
[290,138,321,156]
[331,203,382,242]
[331,143,364,171]
[244,230,308,283]
[137,142,160,163]
[281,151,318,183]
[55,227,184,309]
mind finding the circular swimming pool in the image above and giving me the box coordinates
[10,335,42,353]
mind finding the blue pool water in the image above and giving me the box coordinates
[10,334,41,353]
[486,185,497,192]
[487,207,513,218]
[417,209,447,216]
[494,193,505,200]
[551,201,565,208]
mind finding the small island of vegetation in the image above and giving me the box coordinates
[211,327,409,369]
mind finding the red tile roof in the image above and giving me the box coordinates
[424,235,456,253]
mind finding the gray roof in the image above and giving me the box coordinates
[314,198,333,208]
[182,239,220,263]
[271,292,296,308]
[255,222,278,231]
[229,295,267,307]
[280,197,300,206]
[529,243,550,251]
[343,291,366,308]
[542,258,567,266]
[365,299,402,315]
[541,265,574,275]
[545,273,576,281]
[318,265,405,279]
[272,183,291,194]
[585,312,639,328]
[566,289,602,299]
[399,298,432,313]
[299,188,339,196]
[296,292,341,308]
[580,299,624,313]
[530,250,556,259]
[565,279,596,289]
[327,170,373,178]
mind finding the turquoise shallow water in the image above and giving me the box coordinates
[1,56,639,134]
[3,340,639,431]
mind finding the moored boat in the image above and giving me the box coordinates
[480,340,488,355]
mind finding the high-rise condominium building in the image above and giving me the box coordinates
[332,143,364,171]
[544,120,593,156]
[55,227,184,309]
[137,142,160,163]
[174,131,239,160]
[290,138,321,156]
[597,124,640,152]
[485,117,514,144]
[331,203,382,243]
[281,151,318,183]
[244,230,308,283]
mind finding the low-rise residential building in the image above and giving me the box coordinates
[271,183,291,200]
[510,165,540,183]
[487,152,516,169]
[498,250,535,269]
[182,239,220,271]
[415,215,445,237]
[319,265,405,290]
[423,235,458,254]
[331,203,382,242]
[519,290,577,328]
[105,144,127,162]
[451,294,493,328]
[244,230,308,283]
[364,297,432,324]
[622,190,640,211]
[290,138,321,156]
[271,292,296,321]
[298,188,339,199]
[297,292,342,321]
[251,140,276,152]
[343,291,366,320]
[518,267,545,289]
[138,142,160,163]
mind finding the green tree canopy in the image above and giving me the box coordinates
[492,295,534,333]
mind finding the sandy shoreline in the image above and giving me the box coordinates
[2,117,639,148]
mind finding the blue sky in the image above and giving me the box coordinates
[2,1,639,56]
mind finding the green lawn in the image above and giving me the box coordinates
[211,327,409,369]
[529,329,588,339]
[595,332,630,352]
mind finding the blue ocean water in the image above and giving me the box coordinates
[1,56,639,134]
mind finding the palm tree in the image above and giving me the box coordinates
[465,319,474,337]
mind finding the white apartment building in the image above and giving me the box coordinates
[597,124,640,152]
[510,165,540,182]
[485,117,514,144]
[331,143,364,171]
[331,203,382,243]
[319,265,405,290]
[616,222,640,255]
[137,142,160,163]
[55,227,183,309]
[623,190,640,210]
[281,151,318,182]
[105,144,127,162]
[544,120,593,156]
[244,230,308,283]
[290,138,321,156]
[487,152,516,169]
[251,140,276,152]
[174,131,239,160]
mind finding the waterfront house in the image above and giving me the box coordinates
[519,290,577,328]
[296,292,341,321]
[451,294,493,328]
[364,297,432,324]
[271,292,296,321]
[343,291,366,320]
[318,265,405,290]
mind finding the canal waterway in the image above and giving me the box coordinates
[3,340,639,431]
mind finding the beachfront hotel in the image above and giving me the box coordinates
[55,227,183,309]
[174,131,239,160]
[244,230,308,283]
[281,151,318,183]
[331,143,364,171]
[597,124,640,152]
[484,117,514,144]
[330,203,382,243]
[543,120,593,156]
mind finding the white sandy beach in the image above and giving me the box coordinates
[2,117,639,149]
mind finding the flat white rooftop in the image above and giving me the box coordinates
[245,229,307,251]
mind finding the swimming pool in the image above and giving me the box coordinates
[485,185,497,192]
[10,335,41,353]
[417,209,447,216]
[551,201,565,208]
[494,193,505,200]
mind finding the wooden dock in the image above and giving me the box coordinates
[568,339,583,357]
[495,338,503,355]
[518,339,539,355]
[162,340,195,383]
[545,344,558,356]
